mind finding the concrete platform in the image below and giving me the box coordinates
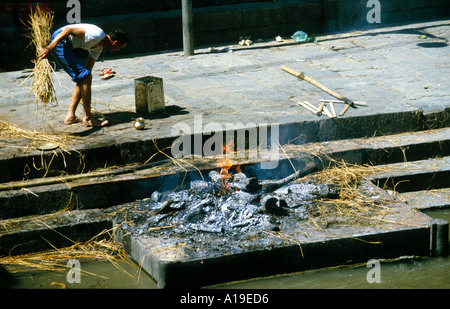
[111,180,438,288]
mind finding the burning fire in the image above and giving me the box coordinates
[216,143,240,194]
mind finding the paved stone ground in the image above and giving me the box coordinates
[0,19,449,161]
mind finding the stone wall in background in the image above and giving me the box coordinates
[1,0,449,71]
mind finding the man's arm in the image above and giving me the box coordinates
[38,27,86,59]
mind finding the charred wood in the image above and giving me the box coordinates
[260,162,318,192]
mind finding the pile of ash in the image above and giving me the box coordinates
[115,166,340,238]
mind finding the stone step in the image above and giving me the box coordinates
[0,207,118,256]
[1,141,448,282]
[1,109,448,184]
[398,188,450,210]
[291,127,450,166]
[369,156,450,193]
[1,127,449,221]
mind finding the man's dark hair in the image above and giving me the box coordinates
[109,29,129,45]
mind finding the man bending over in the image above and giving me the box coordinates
[39,24,128,127]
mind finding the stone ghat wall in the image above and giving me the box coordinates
[50,0,273,18]
[1,0,449,71]
[44,0,450,55]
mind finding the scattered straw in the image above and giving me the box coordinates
[298,159,394,229]
[25,6,57,108]
[0,229,128,277]
[273,141,401,228]
[306,160,379,191]
[0,117,79,150]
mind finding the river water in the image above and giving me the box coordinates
[4,209,449,289]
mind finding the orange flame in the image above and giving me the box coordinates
[216,143,240,194]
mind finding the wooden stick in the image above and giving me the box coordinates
[319,99,367,106]
[329,102,337,118]
[302,100,317,110]
[316,102,325,114]
[298,101,318,115]
[339,104,351,116]
[302,101,322,114]
[302,101,333,118]
[281,65,354,105]
[322,105,334,118]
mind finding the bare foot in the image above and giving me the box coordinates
[83,118,109,127]
[64,116,82,125]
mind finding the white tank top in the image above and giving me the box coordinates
[63,24,106,60]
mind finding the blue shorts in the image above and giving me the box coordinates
[51,28,91,83]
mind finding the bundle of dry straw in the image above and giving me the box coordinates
[26,6,57,107]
